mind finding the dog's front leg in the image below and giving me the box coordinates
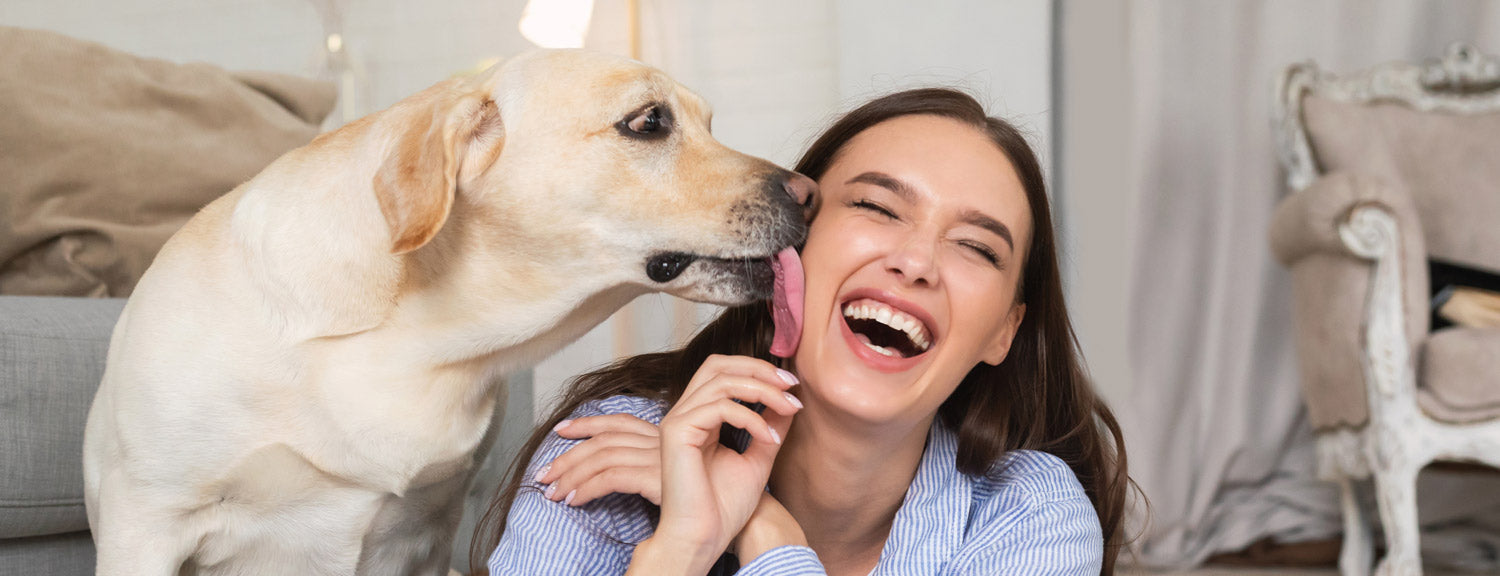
[92,472,198,576]
[356,393,506,576]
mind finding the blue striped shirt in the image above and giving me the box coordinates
[489,395,1103,575]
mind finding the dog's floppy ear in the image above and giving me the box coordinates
[373,91,502,254]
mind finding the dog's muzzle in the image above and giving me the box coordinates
[646,252,697,283]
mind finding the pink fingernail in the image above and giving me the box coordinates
[564,489,577,506]
[533,464,550,483]
[784,392,803,409]
[776,369,799,387]
[544,483,558,500]
[553,419,572,432]
[769,427,782,445]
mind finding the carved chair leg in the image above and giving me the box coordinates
[1373,464,1422,576]
[1339,476,1373,576]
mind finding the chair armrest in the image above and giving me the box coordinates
[1270,171,1430,339]
[1268,173,1431,430]
[1270,172,1424,267]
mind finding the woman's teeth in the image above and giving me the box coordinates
[853,333,901,357]
[842,299,932,353]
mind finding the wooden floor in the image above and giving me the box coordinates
[1124,571,1334,575]
[1123,570,1338,575]
[1123,568,1464,575]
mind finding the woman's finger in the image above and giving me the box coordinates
[742,401,797,464]
[712,377,803,416]
[541,445,658,503]
[566,465,661,507]
[538,431,657,484]
[683,355,798,399]
[674,374,804,418]
[553,413,659,440]
[666,397,783,448]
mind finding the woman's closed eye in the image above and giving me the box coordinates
[851,198,1005,269]
[959,240,1002,268]
[850,199,898,220]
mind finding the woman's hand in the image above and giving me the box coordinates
[538,388,808,565]
[540,418,807,556]
[628,354,804,575]
[535,413,662,506]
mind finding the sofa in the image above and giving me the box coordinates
[1,297,124,574]
[0,26,528,575]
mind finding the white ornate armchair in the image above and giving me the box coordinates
[1270,45,1500,576]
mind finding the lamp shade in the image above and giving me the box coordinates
[518,0,595,49]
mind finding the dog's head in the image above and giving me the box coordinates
[370,49,814,306]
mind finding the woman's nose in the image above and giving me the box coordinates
[884,236,939,287]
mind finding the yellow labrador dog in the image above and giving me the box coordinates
[82,49,812,576]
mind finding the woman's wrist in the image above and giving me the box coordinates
[627,534,723,576]
[734,521,808,563]
[733,493,808,563]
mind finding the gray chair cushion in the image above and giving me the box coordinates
[0,296,124,538]
[1419,327,1500,423]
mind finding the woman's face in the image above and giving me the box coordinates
[792,114,1031,427]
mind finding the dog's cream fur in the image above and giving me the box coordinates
[82,49,808,576]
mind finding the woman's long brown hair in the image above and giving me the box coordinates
[473,88,1134,575]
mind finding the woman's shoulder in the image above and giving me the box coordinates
[949,450,1103,571]
[488,396,664,574]
[510,395,666,545]
[973,449,1089,505]
[530,394,667,483]
[570,394,669,423]
[951,450,1103,570]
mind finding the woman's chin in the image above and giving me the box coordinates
[802,365,931,426]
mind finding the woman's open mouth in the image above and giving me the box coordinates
[837,292,937,371]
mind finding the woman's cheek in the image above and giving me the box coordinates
[842,220,899,257]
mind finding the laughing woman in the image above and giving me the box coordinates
[476,88,1132,575]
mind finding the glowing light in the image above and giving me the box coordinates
[518,0,595,49]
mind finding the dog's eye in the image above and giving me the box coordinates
[619,105,672,140]
[630,108,661,133]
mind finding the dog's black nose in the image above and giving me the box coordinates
[646,252,696,283]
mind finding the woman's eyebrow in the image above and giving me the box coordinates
[959,209,1014,253]
[846,171,1014,252]
[847,171,917,203]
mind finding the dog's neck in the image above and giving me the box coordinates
[389,200,647,373]
[384,276,644,373]
[361,207,646,374]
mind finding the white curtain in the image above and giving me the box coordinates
[1116,0,1500,568]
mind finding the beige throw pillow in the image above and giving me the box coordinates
[0,26,336,297]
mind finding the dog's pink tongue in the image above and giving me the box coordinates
[768,247,804,358]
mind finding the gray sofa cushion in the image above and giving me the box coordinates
[0,296,124,538]
[0,531,94,576]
